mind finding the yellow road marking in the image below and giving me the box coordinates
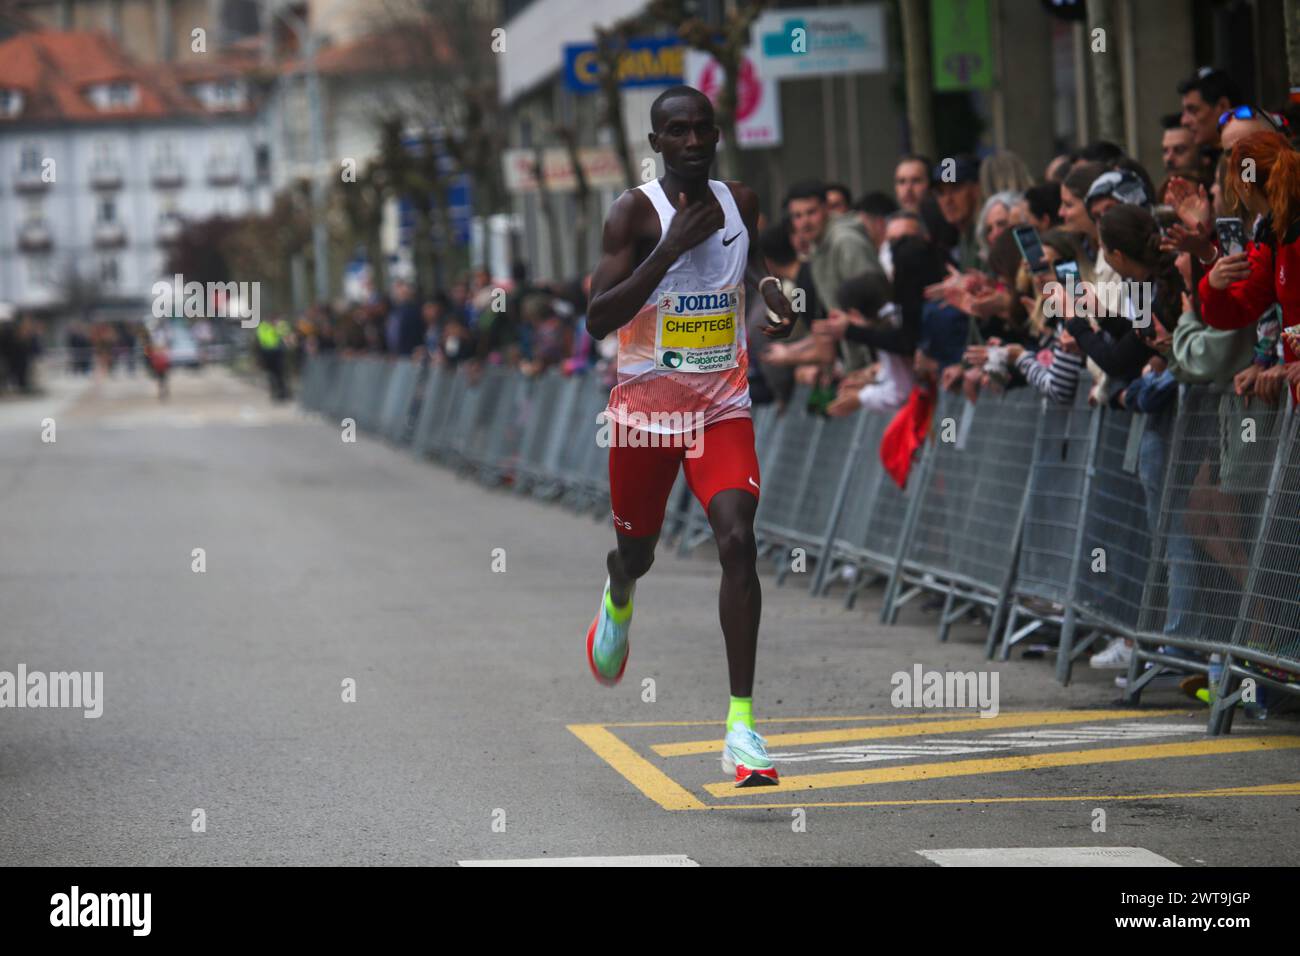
[653,709,1185,757]
[703,780,1300,810]
[567,724,706,811]
[702,735,1300,798]
[603,714,964,728]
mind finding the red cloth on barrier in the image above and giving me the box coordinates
[881,386,934,489]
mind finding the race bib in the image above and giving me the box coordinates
[654,286,741,373]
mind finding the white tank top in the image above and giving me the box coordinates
[606,178,751,434]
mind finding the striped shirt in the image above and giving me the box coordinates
[1015,340,1084,404]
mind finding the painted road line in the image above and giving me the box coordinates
[701,735,1300,798]
[568,723,706,811]
[458,855,699,867]
[653,709,1185,757]
[702,780,1300,810]
[602,714,966,728]
[767,723,1205,764]
[917,847,1178,867]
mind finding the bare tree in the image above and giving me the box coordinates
[1085,0,1125,147]
[51,258,106,326]
[593,16,648,189]
[1288,0,1300,90]
[530,145,565,280]
[554,124,592,277]
[332,160,390,297]
[899,0,936,160]
[375,117,445,296]
[648,0,769,180]
[374,0,508,218]
[223,183,313,314]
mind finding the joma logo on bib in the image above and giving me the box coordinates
[655,287,741,373]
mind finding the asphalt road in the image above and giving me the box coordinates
[1,362,1297,866]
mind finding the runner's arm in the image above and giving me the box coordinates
[731,182,796,338]
[587,192,676,341]
[588,188,723,340]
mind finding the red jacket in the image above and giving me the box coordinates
[1199,218,1300,363]
[881,386,934,489]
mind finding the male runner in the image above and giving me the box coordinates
[583,86,796,787]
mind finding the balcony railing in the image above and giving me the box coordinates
[15,167,50,193]
[151,160,185,188]
[18,219,52,253]
[93,222,126,248]
[206,156,240,185]
[156,215,183,244]
[89,160,123,189]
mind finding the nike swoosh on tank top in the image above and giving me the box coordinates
[605,178,751,435]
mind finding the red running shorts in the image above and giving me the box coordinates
[608,415,760,538]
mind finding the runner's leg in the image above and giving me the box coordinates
[606,433,682,603]
[608,529,657,606]
[687,418,778,785]
[707,488,760,697]
[683,418,762,698]
[587,430,683,685]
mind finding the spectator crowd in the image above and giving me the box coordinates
[293,66,1300,708]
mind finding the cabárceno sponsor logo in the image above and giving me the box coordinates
[596,405,705,459]
[50,886,151,936]
[660,348,737,371]
[0,663,103,718]
[890,663,999,718]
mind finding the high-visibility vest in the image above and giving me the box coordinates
[257,321,281,349]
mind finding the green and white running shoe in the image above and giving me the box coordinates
[585,577,633,686]
[722,721,780,787]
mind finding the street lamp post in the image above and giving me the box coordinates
[270,3,330,306]
[303,31,330,306]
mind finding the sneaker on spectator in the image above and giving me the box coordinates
[1179,674,1208,700]
[1090,639,1131,669]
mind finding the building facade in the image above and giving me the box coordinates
[0,29,273,318]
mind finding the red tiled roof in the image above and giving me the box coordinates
[0,29,261,122]
[281,24,457,77]
[0,25,461,123]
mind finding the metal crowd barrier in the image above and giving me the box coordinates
[997,391,1098,675]
[298,356,1300,733]
[881,389,1039,648]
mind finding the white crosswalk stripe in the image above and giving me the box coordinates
[769,723,1205,764]
[918,847,1179,867]
[458,855,699,867]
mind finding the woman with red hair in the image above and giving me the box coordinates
[1199,130,1300,401]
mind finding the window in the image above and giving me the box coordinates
[20,144,43,172]
[255,143,270,183]
[107,82,135,107]
[213,79,243,107]
[88,81,138,111]
[27,256,50,286]
[100,257,119,286]
[0,88,23,117]
[91,139,117,180]
[98,198,116,224]
[24,198,42,224]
